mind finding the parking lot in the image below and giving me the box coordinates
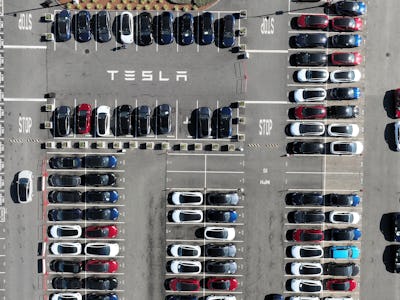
[2,0,400,299]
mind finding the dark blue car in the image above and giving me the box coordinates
[331,34,362,48]
[84,208,119,221]
[217,107,233,138]
[76,10,91,42]
[200,12,214,45]
[334,1,366,16]
[160,11,174,44]
[180,13,194,45]
[56,10,71,42]
[222,14,235,47]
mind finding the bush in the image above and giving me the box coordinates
[194,0,216,6]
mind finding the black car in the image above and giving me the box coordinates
[327,105,359,118]
[48,209,83,221]
[83,277,118,290]
[50,260,82,273]
[49,156,81,169]
[166,296,198,300]
[137,12,153,46]
[292,142,325,154]
[287,192,324,206]
[395,247,400,273]
[205,244,236,257]
[330,228,361,241]
[135,105,151,136]
[117,105,133,135]
[96,11,111,42]
[48,174,81,187]
[333,1,366,16]
[293,210,325,223]
[331,34,362,48]
[326,262,359,276]
[84,294,118,300]
[206,192,240,206]
[196,107,212,138]
[217,107,233,138]
[324,193,361,206]
[56,10,71,41]
[52,276,81,289]
[82,173,117,186]
[200,12,214,45]
[206,210,237,223]
[84,208,119,221]
[156,104,172,134]
[83,191,119,203]
[222,14,235,47]
[294,33,327,48]
[329,87,360,100]
[294,52,328,66]
[393,213,400,242]
[55,106,71,137]
[82,155,117,168]
[160,11,174,44]
[180,13,194,45]
[48,191,82,203]
[205,260,237,274]
[76,10,91,42]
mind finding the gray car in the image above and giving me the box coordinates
[205,260,237,274]
[326,262,359,276]
[206,192,239,206]
[196,107,212,138]
[96,11,112,42]
[55,106,71,137]
[48,174,81,187]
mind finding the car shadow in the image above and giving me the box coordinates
[214,17,222,48]
[10,173,19,203]
[383,244,399,273]
[286,229,294,241]
[288,90,295,102]
[284,124,293,136]
[384,122,397,151]
[288,36,298,48]
[380,213,395,241]
[111,14,121,44]
[195,227,205,239]
[193,15,200,45]
[290,17,299,30]
[383,90,396,119]
[287,108,296,120]
[289,55,298,67]
[286,142,294,154]
[188,109,198,138]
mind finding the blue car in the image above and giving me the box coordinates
[222,14,235,47]
[76,10,91,42]
[206,210,237,223]
[329,87,361,100]
[84,208,119,221]
[200,12,214,45]
[324,193,361,206]
[160,11,174,44]
[331,228,361,241]
[330,245,360,259]
[56,10,71,42]
[180,13,194,45]
[83,191,119,203]
[217,107,233,138]
[331,34,362,48]
[334,1,366,16]
[83,155,117,168]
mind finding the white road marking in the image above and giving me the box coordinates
[245,100,290,104]
[167,153,244,157]
[4,97,47,102]
[287,188,361,192]
[167,170,244,174]
[246,49,288,53]
[3,45,47,49]
[166,239,244,243]
[285,171,361,175]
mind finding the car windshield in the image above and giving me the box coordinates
[302,232,320,241]
[302,266,319,274]
[303,107,323,116]
[336,18,355,27]
[304,90,324,98]
[122,15,131,34]
[307,15,325,23]
[179,247,196,256]
[89,246,110,255]
[180,194,200,203]
[336,35,354,44]
[179,264,198,272]
[59,210,79,219]
[213,281,229,289]
[59,245,77,253]
[300,248,320,257]
[58,228,77,237]
[332,282,349,290]
[335,143,354,152]
[301,283,320,292]
[336,72,353,80]
[98,113,107,133]
[86,156,108,167]
[203,15,212,33]
[59,20,67,34]
[300,124,322,133]
[161,15,171,34]
[307,70,325,78]
[88,263,107,272]
[78,112,87,128]
[90,209,109,219]
[224,18,234,38]
[87,228,108,238]
[332,125,350,134]
[98,14,108,32]
[182,16,191,34]
[208,230,227,238]
[78,15,87,28]
[335,214,351,222]
[180,213,201,221]
[177,282,197,291]
[335,53,354,62]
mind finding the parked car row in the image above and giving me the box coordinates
[169,209,237,223]
[48,173,117,187]
[288,141,363,155]
[289,122,360,137]
[55,10,236,47]
[168,191,240,206]
[293,87,361,102]
[288,210,360,224]
[54,104,171,137]
[290,244,360,259]
[190,107,233,138]
[51,293,118,300]
[50,155,118,169]
[286,192,361,206]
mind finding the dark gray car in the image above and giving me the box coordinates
[96,11,111,42]
[156,104,172,134]
[205,260,237,274]
[196,107,211,138]
[293,210,325,223]
[206,192,239,205]
[48,174,81,187]
[55,106,71,137]
[326,262,359,276]
[205,244,236,257]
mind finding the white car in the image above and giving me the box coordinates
[96,105,111,136]
[290,122,325,136]
[206,296,237,300]
[297,69,329,83]
[294,88,327,102]
[51,293,82,300]
[290,262,323,276]
[170,260,202,274]
[50,242,82,256]
[395,121,400,151]
[327,124,359,137]
[171,210,203,223]
[290,297,320,300]
[330,141,363,155]
[330,69,361,83]
[291,245,323,259]
[17,170,33,203]
[290,279,323,293]
[170,244,201,257]
[329,211,361,224]
[49,225,82,239]
[171,191,203,205]
[84,243,119,257]
[120,12,133,44]
[204,227,235,241]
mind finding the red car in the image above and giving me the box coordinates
[331,17,362,31]
[331,52,362,66]
[297,14,329,29]
[85,259,118,273]
[326,279,357,291]
[293,229,324,242]
[76,103,92,134]
[294,105,327,119]
[207,277,238,291]
[394,89,400,118]
[169,278,200,291]
[84,225,118,238]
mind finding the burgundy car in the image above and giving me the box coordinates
[84,225,118,238]
[294,105,327,119]
[207,277,238,291]
[331,17,362,31]
[326,279,357,291]
[76,103,92,134]
[85,259,118,273]
[394,88,400,118]
[297,14,328,29]
[293,229,324,242]
[331,52,362,66]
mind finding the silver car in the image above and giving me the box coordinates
[327,123,359,137]
[294,88,327,102]
[289,122,325,136]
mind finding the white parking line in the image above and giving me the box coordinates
[287,188,361,192]
[3,45,47,49]
[167,170,244,174]
[47,187,125,190]
[167,153,244,157]
[175,99,178,140]
[46,169,126,173]
[246,49,289,53]
[285,171,361,175]
[46,151,126,155]
[245,100,290,104]
[166,222,244,226]
[4,97,47,102]
[166,239,244,243]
